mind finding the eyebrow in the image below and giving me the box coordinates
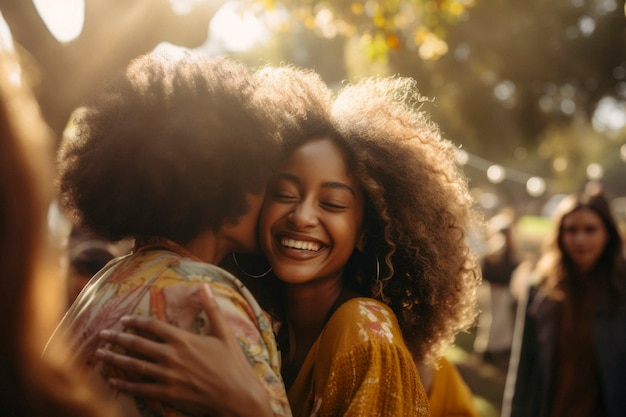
[276,172,358,197]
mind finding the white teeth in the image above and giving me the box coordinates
[280,238,321,252]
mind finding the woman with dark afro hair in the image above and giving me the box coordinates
[44,50,293,417]
[94,65,482,416]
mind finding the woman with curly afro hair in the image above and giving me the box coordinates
[45,50,294,417]
[95,65,481,417]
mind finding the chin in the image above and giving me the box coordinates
[272,266,314,285]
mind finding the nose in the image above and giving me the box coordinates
[573,231,587,244]
[288,199,318,229]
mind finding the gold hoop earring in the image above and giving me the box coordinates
[232,253,272,279]
[371,256,384,299]
[375,256,380,282]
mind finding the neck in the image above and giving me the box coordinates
[183,231,226,265]
[280,278,345,389]
[284,279,344,355]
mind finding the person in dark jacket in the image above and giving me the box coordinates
[501,190,626,417]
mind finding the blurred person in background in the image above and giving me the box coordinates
[501,190,626,417]
[64,225,132,307]
[474,210,519,362]
[0,35,114,416]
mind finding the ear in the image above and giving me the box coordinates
[356,232,366,252]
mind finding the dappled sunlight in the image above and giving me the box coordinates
[5,0,625,221]
[208,1,269,51]
[593,96,626,133]
[33,0,84,42]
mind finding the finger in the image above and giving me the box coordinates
[96,348,147,377]
[99,329,169,362]
[199,284,231,341]
[107,376,174,400]
[96,347,167,381]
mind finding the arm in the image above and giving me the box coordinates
[317,340,429,417]
[97,284,287,417]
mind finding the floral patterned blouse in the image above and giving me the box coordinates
[46,237,291,417]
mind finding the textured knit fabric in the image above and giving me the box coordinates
[427,357,480,417]
[45,237,291,417]
[288,298,429,417]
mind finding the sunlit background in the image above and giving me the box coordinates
[20,0,626,208]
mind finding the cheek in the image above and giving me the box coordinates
[258,204,281,245]
[561,235,574,249]
[591,232,609,252]
[336,219,363,250]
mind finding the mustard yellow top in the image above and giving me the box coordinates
[428,357,480,417]
[288,297,429,417]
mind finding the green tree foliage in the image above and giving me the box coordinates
[3,0,624,199]
[237,0,625,199]
[259,0,472,60]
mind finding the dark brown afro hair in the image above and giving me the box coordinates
[57,50,281,244]
[332,76,482,364]
[252,64,336,153]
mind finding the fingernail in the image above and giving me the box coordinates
[99,329,111,339]
[203,283,214,299]
[95,348,105,358]
[119,316,130,324]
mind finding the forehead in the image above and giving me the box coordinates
[285,137,343,161]
[562,208,604,227]
[283,138,350,176]
[279,138,364,201]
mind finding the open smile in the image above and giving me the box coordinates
[280,237,322,252]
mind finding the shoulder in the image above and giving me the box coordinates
[323,297,404,348]
[310,298,428,416]
[333,297,395,318]
[131,250,249,293]
[107,250,268,330]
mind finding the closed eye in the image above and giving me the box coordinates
[321,201,348,210]
[272,192,297,202]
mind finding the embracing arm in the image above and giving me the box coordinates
[96,284,289,417]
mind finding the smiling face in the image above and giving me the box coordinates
[560,207,609,273]
[259,138,365,287]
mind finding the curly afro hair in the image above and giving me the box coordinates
[57,50,281,244]
[332,76,482,364]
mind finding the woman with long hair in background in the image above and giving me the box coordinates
[502,190,626,417]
